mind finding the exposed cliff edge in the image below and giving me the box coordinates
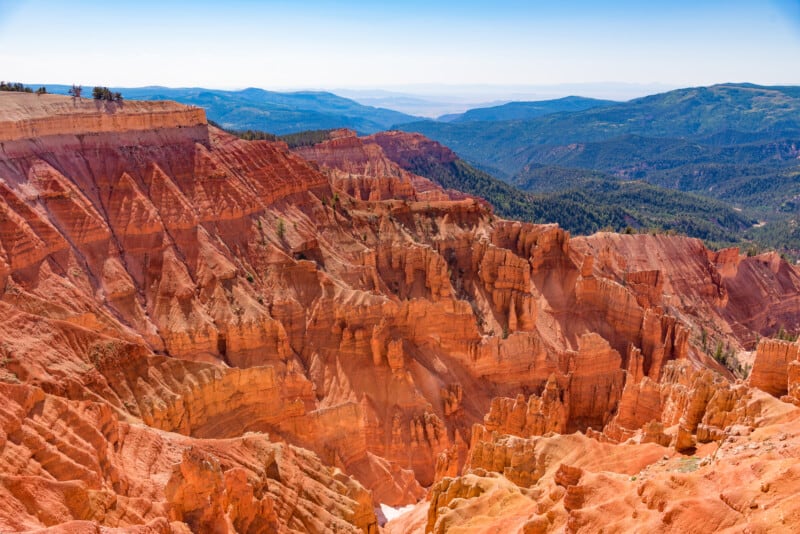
[0,93,208,143]
[1,95,800,533]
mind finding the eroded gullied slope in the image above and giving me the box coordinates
[396,346,800,533]
[0,95,380,532]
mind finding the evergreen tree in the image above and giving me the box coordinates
[68,84,83,99]
[92,86,122,102]
[0,81,33,93]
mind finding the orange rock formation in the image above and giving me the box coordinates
[1,94,800,533]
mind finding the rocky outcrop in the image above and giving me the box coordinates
[419,429,667,533]
[369,131,458,169]
[0,382,378,533]
[165,443,377,534]
[0,93,207,142]
[480,333,625,439]
[565,333,625,431]
[404,385,800,534]
[574,233,800,351]
[484,375,567,437]
[750,338,800,396]
[293,129,453,202]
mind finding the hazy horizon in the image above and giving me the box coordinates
[2,0,799,92]
[13,80,796,118]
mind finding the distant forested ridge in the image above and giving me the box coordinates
[396,84,800,256]
[368,132,754,249]
[440,96,616,122]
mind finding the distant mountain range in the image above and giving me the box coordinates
[395,83,800,255]
[438,96,617,122]
[335,82,678,116]
[397,84,800,177]
[43,84,420,135]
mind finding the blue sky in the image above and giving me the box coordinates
[0,0,798,93]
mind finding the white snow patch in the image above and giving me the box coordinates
[377,503,416,525]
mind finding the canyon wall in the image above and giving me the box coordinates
[1,96,799,532]
[0,93,207,142]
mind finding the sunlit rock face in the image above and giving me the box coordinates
[1,93,800,533]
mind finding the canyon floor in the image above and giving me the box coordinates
[1,93,800,533]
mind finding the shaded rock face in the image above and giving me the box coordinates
[417,341,800,533]
[2,95,800,532]
[0,382,377,534]
[750,338,800,397]
[292,128,466,202]
[418,391,800,534]
[368,130,458,170]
